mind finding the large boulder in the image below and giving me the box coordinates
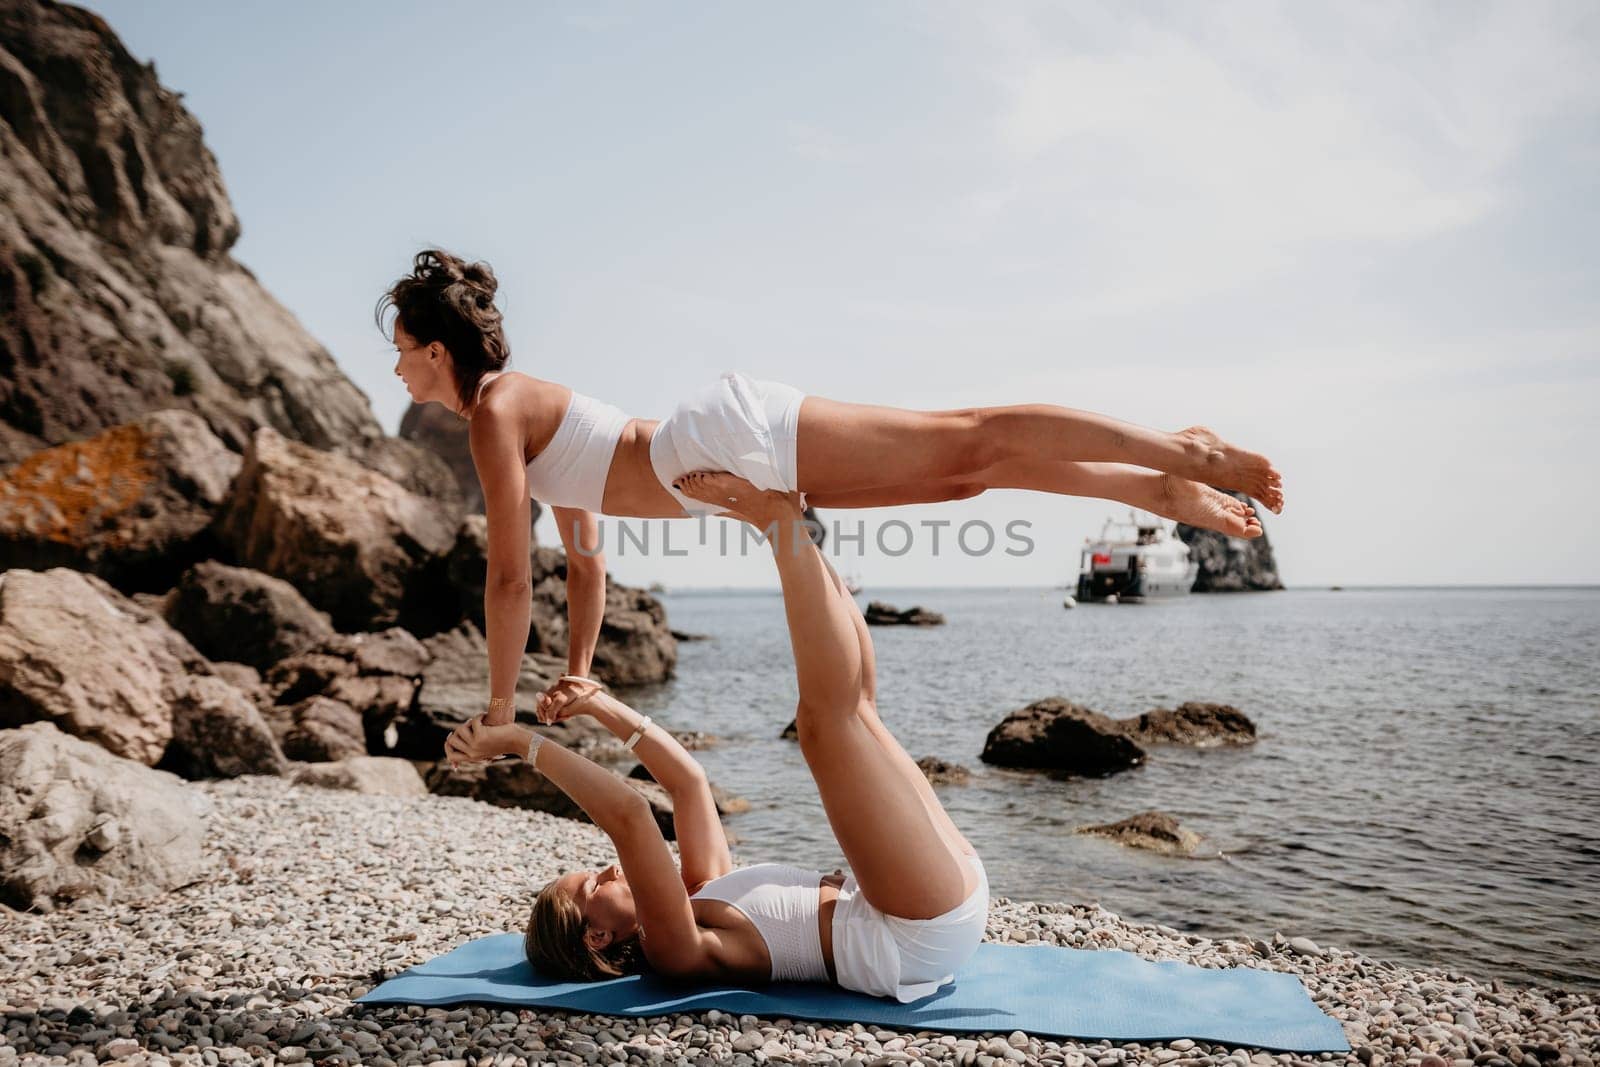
[1121,702,1257,747]
[279,695,367,763]
[448,515,677,686]
[162,560,335,670]
[0,721,210,911]
[980,698,1147,777]
[0,0,383,465]
[1176,493,1285,592]
[213,426,457,633]
[0,567,202,763]
[157,673,287,780]
[1077,811,1202,856]
[0,410,239,591]
[356,435,470,523]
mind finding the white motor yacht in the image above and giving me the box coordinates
[1074,512,1199,602]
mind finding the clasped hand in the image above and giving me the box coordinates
[444,715,514,770]
[535,676,600,725]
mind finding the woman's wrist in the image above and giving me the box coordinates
[504,724,538,760]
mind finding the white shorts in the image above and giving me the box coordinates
[831,854,988,1003]
[649,371,806,516]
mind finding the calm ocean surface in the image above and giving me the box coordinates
[625,586,1600,993]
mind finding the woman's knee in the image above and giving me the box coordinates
[793,695,866,749]
[937,407,1013,473]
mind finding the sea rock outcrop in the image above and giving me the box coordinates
[0,410,239,591]
[916,756,971,785]
[1176,492,1285,591]
[980,699,1147,776]
[1122,701,1257,747]
[1077,810,1202,855]
[864,600,945,626]
[982,698,1257,776]
[0,0,382,464]
[0,721,209,911]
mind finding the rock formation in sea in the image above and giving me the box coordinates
[1175,490,1286,591]
[981,698,1257,776]
[864,600,946,626]
[1076,810,1203,855]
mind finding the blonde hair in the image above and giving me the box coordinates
[524,876,646,982]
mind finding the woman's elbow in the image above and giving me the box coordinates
[606,791,657,836]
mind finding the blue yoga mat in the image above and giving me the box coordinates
[358,934,1349,1053]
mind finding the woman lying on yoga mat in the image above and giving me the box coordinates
[382,248,1283,722]
[442,472,987,1002]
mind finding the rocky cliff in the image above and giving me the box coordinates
[0,0,382,464]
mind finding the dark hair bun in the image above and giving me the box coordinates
[377,248,511,411]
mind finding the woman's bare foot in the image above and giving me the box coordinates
[1176,426,1284,513]
[672,471,804,529]
[1158,474,1263,539]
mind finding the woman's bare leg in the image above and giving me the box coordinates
[835,577,977,861]
[795,395,1284,513]
[806,460,1263,539]
[673,471,973,920]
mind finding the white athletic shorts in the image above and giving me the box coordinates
[649,371,807,516]
[831,853,989,1003]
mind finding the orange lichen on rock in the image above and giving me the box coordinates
[0,424,158,546]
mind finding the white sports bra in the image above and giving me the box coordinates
[475,372,632,513]
[690,863,830,983]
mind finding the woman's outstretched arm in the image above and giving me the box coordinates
[562,690,734,891]
[469,402,534,727]
[463,723,713,975]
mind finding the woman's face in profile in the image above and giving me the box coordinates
[557,864,638,947]
[392,321,442,403]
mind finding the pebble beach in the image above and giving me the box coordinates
[2,777,1594,1067]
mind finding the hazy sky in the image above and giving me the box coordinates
[89,1,1600,588]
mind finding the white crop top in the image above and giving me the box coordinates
[475,373,632,513]
[690,863,829,983]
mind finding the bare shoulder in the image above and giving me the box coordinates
[477,371,571,424]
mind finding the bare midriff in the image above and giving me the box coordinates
[596,419,690,518]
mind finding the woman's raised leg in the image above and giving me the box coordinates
[795,395,1284,513]
[672,471,974,920]
[805,460,1263,539]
